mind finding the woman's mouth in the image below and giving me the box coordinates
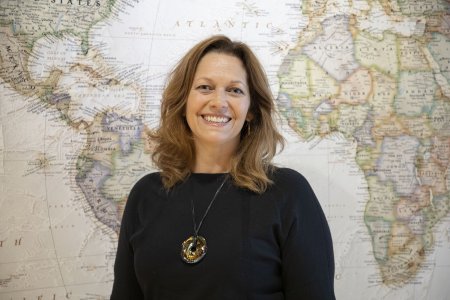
[202,115,231,124]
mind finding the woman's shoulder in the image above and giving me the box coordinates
[130,171,162,191]
[270,167,310,188]
[126,172,164,203]
[123,172,164,214]
[268,167,318,205]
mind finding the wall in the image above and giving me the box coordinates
[0,0,449,299]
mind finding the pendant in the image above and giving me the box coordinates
[181,236,207,264]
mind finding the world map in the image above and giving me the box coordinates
[0,0,449,299]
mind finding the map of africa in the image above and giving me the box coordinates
[0,0,449,299]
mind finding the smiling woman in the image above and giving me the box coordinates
[185,52,252,172]
[151,35,285,193]
[110,35,336,299]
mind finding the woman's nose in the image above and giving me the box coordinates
[210,89,228,109]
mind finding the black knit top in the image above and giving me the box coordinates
[110,168,335,299]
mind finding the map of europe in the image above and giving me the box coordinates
[0,0,449,299]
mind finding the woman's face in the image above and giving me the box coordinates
[185,52,252,152]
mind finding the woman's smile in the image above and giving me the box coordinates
[201,114,232,125]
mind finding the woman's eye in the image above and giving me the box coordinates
[229,87,244,95]
[197,85,212,91]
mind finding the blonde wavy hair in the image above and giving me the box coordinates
[150,35,284,193]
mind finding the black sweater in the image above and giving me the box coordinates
[110,168,335,299]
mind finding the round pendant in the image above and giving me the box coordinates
[181,236,207,264]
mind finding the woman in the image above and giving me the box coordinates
[111,35,335,299]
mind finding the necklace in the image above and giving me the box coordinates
[181,174,228,264]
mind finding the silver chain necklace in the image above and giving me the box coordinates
[181,174,229,264]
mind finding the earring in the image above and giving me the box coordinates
[247,121,251,136]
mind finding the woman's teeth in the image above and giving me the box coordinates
[203,115,230,123]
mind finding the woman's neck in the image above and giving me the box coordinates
[192,142,235,173]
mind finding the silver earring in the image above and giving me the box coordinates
[247,121,251,136]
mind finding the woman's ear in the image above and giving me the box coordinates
[246,111,254,122]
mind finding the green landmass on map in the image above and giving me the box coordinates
[277,0,450,286]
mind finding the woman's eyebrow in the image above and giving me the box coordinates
[194,77,247,87]
[230,80,248,87]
